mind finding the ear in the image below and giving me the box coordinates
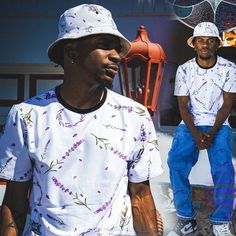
[216,39,221,48]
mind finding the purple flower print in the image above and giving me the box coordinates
[33,181,43,205]
[147,158,152,180]
[109,146,127,161]
[0,157,13,173]
[107,103,133,113]
[103,123,127,132]
[41,140,51,160]
[91,134,128,161]
[140,124,147,142]
[44,139,84,173]
[52,176,91,210]
[56,109,86,128]
[94,196,113,214]
[196,67,207,76]
[47,214,65,225]
[45,92,56,100]
[192,81,208,96]
[19,168,32,180]
[79,228,95,236]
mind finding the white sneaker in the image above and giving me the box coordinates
[167,218,197,236]
[213,224,233,236]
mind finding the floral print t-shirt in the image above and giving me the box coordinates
[174,56,236,126]
[0,87,163,236]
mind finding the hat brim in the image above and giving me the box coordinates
[187,36,223,48]
[47,28,131,64]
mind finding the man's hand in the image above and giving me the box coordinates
[192,130,211,150]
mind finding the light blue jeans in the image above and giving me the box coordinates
[168,124,235,224]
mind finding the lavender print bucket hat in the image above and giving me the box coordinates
[187,22,223,48]
[47,4,131,63]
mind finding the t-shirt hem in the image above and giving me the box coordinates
[0,174,31,182]
[128,170,164,183]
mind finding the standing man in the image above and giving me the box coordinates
[0,4,163,236]
[167,22,236,236]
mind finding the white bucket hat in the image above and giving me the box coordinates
[187,22,223,48]
[47,4,131,64]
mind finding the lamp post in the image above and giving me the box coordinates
[119,25,167,116]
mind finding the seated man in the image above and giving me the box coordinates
[167,22,236,236]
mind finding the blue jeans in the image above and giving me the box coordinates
[168,124,235,224]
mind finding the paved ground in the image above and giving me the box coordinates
[151,183,236,236]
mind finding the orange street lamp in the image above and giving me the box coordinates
[119,25,167,115]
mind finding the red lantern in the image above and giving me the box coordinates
[119,25,167,115]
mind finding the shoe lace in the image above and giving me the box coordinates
[174,220,185,230]
[216,224,232,235]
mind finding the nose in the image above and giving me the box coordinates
[109,49,121,64]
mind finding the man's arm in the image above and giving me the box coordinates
[128,180,158,236]
[178,96,210,149]
[0,180,31,236]
[207,91,235,142]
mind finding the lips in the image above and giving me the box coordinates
[105,65,119,77]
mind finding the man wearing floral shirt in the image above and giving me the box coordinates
[0,4,163,236]
[167,22,236,236]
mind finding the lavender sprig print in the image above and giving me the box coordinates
[192,81,208,95]
[41,140,51,160]
[47,214,65,225]
[52,176,91,211]
[56,109,85,128]
[119,205,131,229]
[140,124,147,142]
[73,193,91,210]
[45,160,64,173]
[103,124,126,132]
[107,103,133,113]
[33,181,43,206]
[91,134,128,161]
[133,106,145,116]
[148,139,159,151]
[196,67,207,76]
[94,196,113,214]
[91,133,109,150]
[79,228,95,236]
[109,146,127,161]
[22,108,33,126]
[0,157,13,173]
[44,140,84,173]
[147,158,152,180]
[45,92,56,100]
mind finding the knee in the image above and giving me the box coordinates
[167,154,188,171]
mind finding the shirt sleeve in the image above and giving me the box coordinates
[0,105,33,181]
[222,63,236,93]
[174,65,190,96]
[128,108,163,183]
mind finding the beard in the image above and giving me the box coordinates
[197,48,216,60]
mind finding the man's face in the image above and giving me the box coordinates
[73,34,122,88]
[193,36,219,60]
